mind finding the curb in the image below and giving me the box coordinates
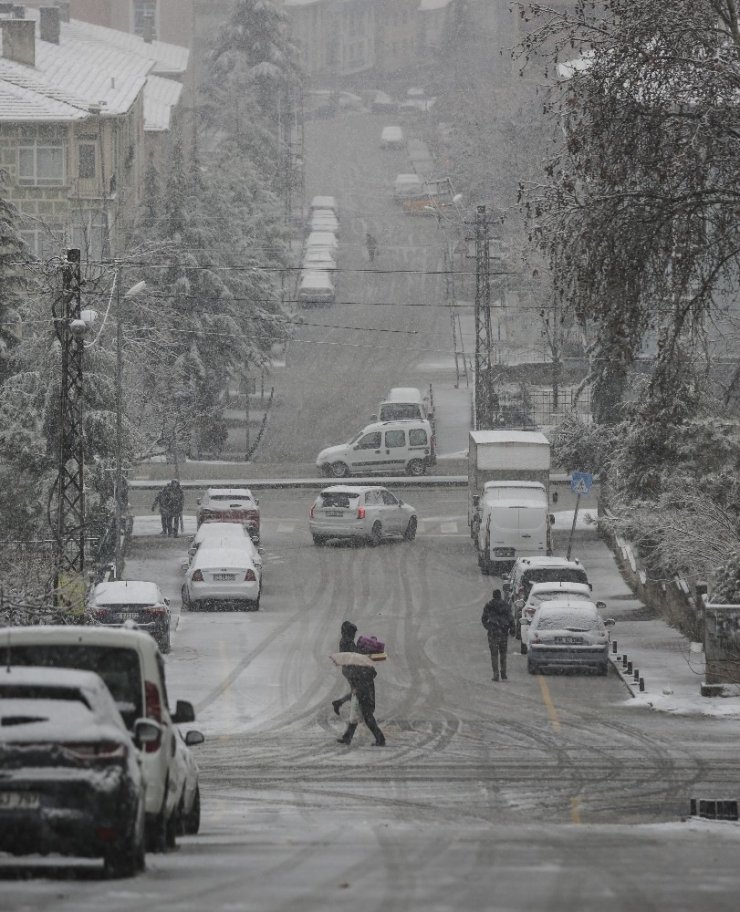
[609,653,637,697]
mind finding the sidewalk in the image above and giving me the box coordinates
[559,510,740,719]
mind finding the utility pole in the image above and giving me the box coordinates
[53,248,86,607]
[473,206,497,429]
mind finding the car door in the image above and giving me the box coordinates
[383,429,407,472]
[351,431,384,472]
[381,488,404,532]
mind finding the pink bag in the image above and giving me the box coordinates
[357,635,385,654]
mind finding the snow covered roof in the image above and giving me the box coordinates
[144,73,184,132]
[418,0,454,10]
[0,10,187,123]
[470,430,550,446]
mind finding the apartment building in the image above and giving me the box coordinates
[0,5,188,264]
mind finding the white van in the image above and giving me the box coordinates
[476,481,552,575]
[375,387,428,422]
[0,625,195,851]
[380,126,404,149]
[310,195,338,217]
[298,270,335,307]
[393,173,424,201]
[316,419,436,478]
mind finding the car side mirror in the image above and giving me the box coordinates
[371,414,378,421]
[472,494,480,508]
[164,597,171,607]
[595,601,607,611]
[604,618,616,628]
[185,729,205,747]
[552,491,559,504]
[172,700,195,724]
[133,718,162,749]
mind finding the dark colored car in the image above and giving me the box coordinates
[0,666,160,877]
[88,580,171,653]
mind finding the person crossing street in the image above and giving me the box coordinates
[481,588,514,681]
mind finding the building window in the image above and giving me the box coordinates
[18,143,65,186]
[133,0,157,39]
[78,142,96,179]
[19,224,64,259]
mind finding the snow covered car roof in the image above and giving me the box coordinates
[91,580,165,606]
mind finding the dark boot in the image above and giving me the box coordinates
[337,723,357,745]
[332,700,343,716]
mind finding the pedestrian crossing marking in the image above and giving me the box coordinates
[440,522,458,534]
[276,523,295,533]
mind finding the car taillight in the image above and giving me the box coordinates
[145,604,167,615]
[144,680,163,753]
[246,510,259,524]
[192,569,204,582]
[62,741,126,761]
[357,506,366,519]
[245,569,257,582]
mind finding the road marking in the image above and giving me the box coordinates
[537,676,561,733]
[570,797,582,824]
[276,523,295,533]
[440,521,458,534]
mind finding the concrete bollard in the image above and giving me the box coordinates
[639,677,645,691]
[627,661,633,674]
[633,668,639,681]
[622,654,628,668]
[612,640,618,654]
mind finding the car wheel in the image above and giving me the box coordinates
[369,521,383,546]
[312,534,326,546]
[105,803,145,878]
[159,627,171,654]
[527,659,537,675]
[330,461,350,478]
[405,459,426,477]
[520,640,527,655]
[184,786,201,835]
[146,803,168,853]
[403,517,417,541]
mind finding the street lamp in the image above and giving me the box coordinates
[114,274,147,579]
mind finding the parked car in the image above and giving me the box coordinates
[196,487,260,544]
[88,580,172,654]
[316,419,435,478]
[182,544,262,611]
[173,727,204,836]
[309,485,417,546]
[526,600,615,676]
[505,555,591,632]
[0,625,195,853]
[309,212,339,235]
[302,248,336,272]
[0,666,161,877]
[518,582,599,653]
[187,521,263,574]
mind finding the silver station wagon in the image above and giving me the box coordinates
[309,485,418,546]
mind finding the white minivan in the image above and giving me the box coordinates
[316,419,435,478]
[375,387,428,422]
[477,481,553,576]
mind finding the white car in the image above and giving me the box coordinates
[196,487,260,543]
[187,521,263,574]
[182,544,262,611]
[0,625,195,853]
[309,485,418,546]
[526,600,615,676]
[517,582,595,651]
[302,248,336,271]
[0,666,159,877]
[310,213,339,235]
[174,727,204,836]
[305,230,338,252]
[88,580,172,654]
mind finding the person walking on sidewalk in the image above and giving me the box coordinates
[481,587,514,681]
[366,232,378,264]
[332,621,358,716]
[170,479,184,538]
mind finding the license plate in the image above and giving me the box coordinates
[0,792,40,810]
[118,612,140,620]
[325,510,343,517]
[554,636,584,645]
[213,573,235,581]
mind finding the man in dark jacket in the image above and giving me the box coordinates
[170,480,184,538]
[481,588,514,681]
[152,482,176,536]
[332,621,357,716]
[337,659,386,747]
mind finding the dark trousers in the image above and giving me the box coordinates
[487,632,508,679]
[358,696,385,744]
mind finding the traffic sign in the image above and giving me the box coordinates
[570,471,593,496]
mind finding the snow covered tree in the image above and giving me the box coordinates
[0,173,30,381]
[520,0,740,420]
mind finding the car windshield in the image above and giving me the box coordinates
[320,492,359,508]
[210,494,253,502]
[524,568,589,589]
[536,611,603,632]
[2,645,142,728]
[531,591,591,607]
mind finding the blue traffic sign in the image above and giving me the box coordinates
[570,471,593,496]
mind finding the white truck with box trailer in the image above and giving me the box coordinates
[468,429,552,545]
